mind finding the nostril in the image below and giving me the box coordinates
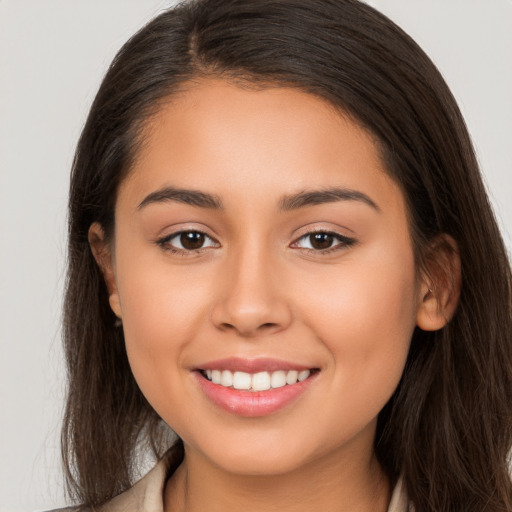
[218,321,280,336]
[219,322,236,331]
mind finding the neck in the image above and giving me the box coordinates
[164,440,391,512]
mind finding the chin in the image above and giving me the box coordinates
[209,448,309,476]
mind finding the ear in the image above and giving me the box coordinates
[416,234,461,331]
[88,222,122,319]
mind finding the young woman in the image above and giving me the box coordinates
[59,0,512,511]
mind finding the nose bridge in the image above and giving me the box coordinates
[231,236,274,304]
[211,232,291,336]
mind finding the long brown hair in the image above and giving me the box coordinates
[62,1,512,510]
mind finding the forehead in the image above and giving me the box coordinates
[120,78,404,216]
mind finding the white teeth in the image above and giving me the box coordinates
[286,370,298,385]
[211,370,221,384]
[298,370,310,382]
[252,371,271,391]
[221,370,233,387]
[232,371,252,390]
[204,368,313,391]
[270,370,287,388]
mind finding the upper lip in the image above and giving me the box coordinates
[195,357,315,373]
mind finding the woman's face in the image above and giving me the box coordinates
[103,79,425,475]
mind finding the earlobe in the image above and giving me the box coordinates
[416,235,461,331]
[88,222,122,319]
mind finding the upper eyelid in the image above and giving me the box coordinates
[292,228,355,242]
[292,222,355,236]
[157,227,219,243]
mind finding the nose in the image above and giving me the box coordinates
[210,243,292,337]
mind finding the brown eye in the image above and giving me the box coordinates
[180,231,205,250]
[158,230,218,252]
[309,233,334,250]
[292,231,356,253]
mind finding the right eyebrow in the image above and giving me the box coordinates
[137,186,224,210]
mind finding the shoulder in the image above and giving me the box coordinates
[41,508,81,512]
[387,476,411,512]
[42,443,183,512]
[99,444,182,512]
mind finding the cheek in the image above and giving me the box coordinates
[297,249,418,414]
[114,249,214,400]
[302,248,417,335]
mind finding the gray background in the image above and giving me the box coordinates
[1,1,511,510]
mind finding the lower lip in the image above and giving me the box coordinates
[194,372,317,417]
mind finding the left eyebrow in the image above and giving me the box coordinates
[278,187,380,212]
[137,186,224,210]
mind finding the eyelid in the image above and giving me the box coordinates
[290,228,357,253]
[156,228,220,254]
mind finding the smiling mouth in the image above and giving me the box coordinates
[199,368,319,392]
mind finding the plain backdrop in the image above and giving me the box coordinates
[1,1,511,510]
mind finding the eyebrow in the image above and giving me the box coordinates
[138,186,223,210]
[137,185,379,212]
[279,187,380,212]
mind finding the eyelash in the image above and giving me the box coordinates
[156,230,219,255]
[292,229,356,254]
[156,229,356,256]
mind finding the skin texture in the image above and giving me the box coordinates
[90,79,460,512]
